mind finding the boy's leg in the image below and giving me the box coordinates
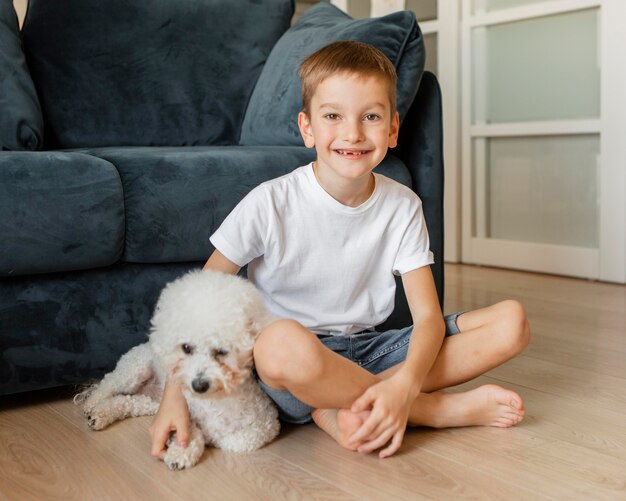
[380,299,531,393]
[253,300,530,448]
[254,319,380,410]
[255,300,529,405]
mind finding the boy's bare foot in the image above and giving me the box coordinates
[421,384,525,429]
[311,384,524,451]
[311,408,371,451]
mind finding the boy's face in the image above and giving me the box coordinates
[298,72,399,186]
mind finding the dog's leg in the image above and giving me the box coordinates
[163,423,205,470]
[211,382,281,452]
[86,394,160,430]
[76,343,155,416]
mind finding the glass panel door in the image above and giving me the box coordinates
[462,1,602,279]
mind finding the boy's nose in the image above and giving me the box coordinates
[343,120,365,143]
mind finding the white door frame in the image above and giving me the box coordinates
[599,0,626,283]
[461,0,626,282]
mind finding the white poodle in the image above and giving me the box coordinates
[75,269,280,470]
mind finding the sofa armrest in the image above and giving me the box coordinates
[394,71,445,310]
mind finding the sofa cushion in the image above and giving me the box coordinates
[0,0,43,151]
[0,262,197,395]
[21,0,294,149]
[0,152,124,277]
[240,2,424,146]
[86,146,412,264]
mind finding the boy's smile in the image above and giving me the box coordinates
[298,72,399,207]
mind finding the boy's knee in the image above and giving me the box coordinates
[497,300,531,354]
[253,320,325,388]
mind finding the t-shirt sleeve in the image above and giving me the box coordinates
[393,195,435,275]
[209,186,268,267]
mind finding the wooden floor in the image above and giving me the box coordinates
[2,264,625,500]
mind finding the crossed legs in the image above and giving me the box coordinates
[253,300,530,450]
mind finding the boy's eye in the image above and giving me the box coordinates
[364,114,381,121]
[181,343,194,355]
[323,113,340,120]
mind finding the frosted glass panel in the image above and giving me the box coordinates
[473,135,599,248]
[406,0,437,21]
[424,33,438,76]
[472,9,600,123]
[472,0,547,14]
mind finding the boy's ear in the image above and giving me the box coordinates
[388,111,400,149]
[298,111,315,148]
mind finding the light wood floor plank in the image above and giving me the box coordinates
[408,423,554,469]
[49,396,356,501]
[267,423,548,500]
[445,264,626,313]
[454,377,626,463]
[483,355,626,414]
[2,264,625,500]
[0,399,179,500]
[474,439,626,500]
[522,333,626,379]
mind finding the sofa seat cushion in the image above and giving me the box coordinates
[0,262,197,395]
[21,0,293,148]
[86,146,413,264]
[0,152,124,277]
[240,2,424,146]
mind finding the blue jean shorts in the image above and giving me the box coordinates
[257,311,467,424]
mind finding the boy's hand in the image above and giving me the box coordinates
[348,374,418,458]
[150,380,191,460]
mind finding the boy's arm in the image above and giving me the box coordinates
[150,377,192,459]
[150,250,240,459]
[202,249,241,275]
[348,265,444,458]
[392,265,445,391]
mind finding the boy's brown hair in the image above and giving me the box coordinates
[299,40,397,116]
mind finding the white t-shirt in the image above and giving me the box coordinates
[210,163,434,335]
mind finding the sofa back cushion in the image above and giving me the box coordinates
[240,2,424,146]
[21,0,293,148]
[0,0,43,151]
[84,146,412,264]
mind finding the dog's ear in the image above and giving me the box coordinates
[246,318,262,340]
[248,311,277,339]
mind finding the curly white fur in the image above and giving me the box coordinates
[75,269,280,470]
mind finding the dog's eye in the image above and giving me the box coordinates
[212,348,228,359]
[181,343,194,355]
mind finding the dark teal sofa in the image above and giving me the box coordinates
[0,0,444,395]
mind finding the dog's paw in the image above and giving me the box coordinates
[83,401,115,431]
[85,410,111,431]
[163,428,205,470]
[163,446,198,471]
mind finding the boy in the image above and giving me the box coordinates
[151,41,530,460]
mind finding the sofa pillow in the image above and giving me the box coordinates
[21,0,293,148]
[239,2,424,146]
[0,0,43,151]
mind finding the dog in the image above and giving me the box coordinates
[74,269,280,470]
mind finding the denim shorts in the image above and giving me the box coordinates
[257,311,467,424]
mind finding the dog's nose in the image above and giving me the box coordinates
[191,378,210,393]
